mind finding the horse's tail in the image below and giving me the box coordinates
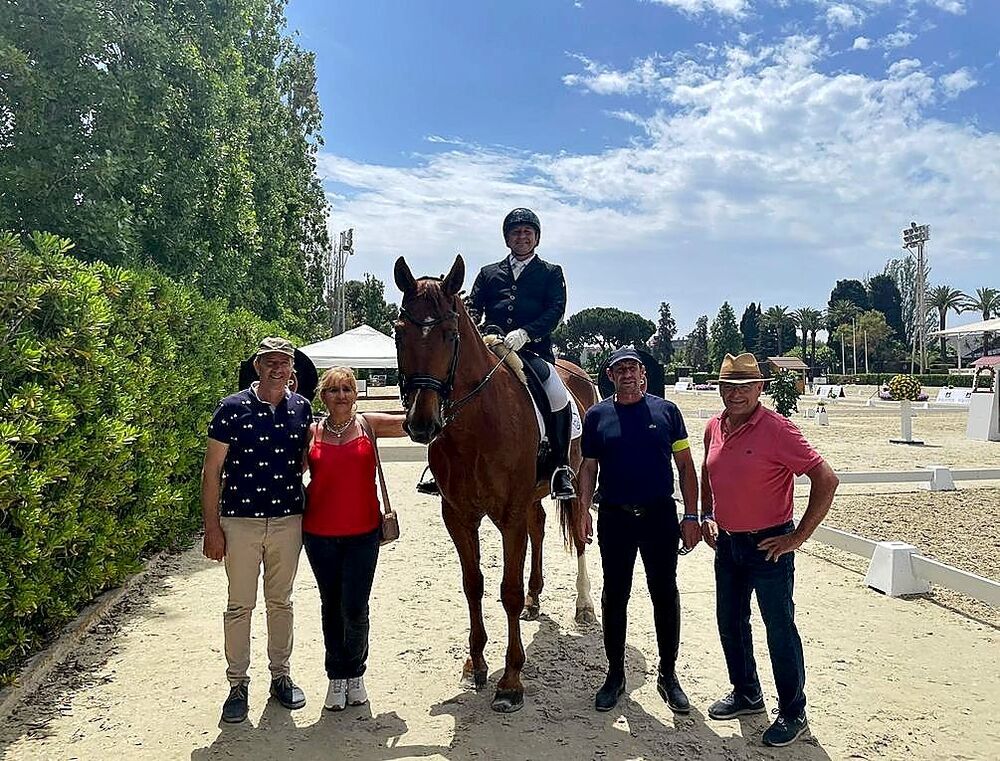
[558,497,576,550]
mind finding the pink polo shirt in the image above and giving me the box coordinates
[704,404,823,532]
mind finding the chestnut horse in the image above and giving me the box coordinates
[393,255,598,713]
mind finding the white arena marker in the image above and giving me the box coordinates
[925,465,956,492]
[864,541,931,597]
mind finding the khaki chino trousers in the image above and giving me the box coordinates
[221,514,303,685]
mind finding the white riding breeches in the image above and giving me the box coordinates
[542,366,570,412]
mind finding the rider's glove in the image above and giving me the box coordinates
[503,328,529,352]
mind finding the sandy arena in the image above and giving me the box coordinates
[2,387,998,760]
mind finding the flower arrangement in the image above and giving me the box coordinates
[887,374,921,401]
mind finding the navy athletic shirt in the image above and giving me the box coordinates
[581,394,690,506]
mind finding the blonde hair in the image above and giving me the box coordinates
[319,366,357,396]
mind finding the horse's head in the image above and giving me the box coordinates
[393,254,466,444]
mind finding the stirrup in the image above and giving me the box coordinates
[416,465,440,496]
[550,465,576,500]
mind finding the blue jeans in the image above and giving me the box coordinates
[303,529,380,680]
[714,520,806,719]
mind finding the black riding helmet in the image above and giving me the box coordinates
[502,208,541,243]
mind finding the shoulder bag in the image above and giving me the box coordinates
[357,414,399,545]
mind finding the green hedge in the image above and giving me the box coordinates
[0,232,283,683]
[825,373,973,388]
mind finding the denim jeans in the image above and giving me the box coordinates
[303,529,380,680]
[715,520,806,719]
[597,501,681,678]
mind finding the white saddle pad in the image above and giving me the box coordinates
[528,395,582,443]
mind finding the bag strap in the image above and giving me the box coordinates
[357,414,392,516]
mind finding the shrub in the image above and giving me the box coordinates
[826,373,972,388]
[887,374,922,401]
[766,369,800,417]
[0,231,284,683]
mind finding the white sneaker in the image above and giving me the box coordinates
[324,679,347,711]
[347,676,368,706]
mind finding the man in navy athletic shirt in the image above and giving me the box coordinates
[577,348,702,713]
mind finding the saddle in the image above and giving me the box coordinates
[482,336,557,483]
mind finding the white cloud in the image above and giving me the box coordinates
[880,30,916,50]
[825,3,864,29]
[852,36,872,50]
[939,67,977,98]
[319,34,1000,328]
[928,0,965,13]
[645,0,749,16]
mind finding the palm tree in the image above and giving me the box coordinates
[927,285,966,363]
[826,299,859,330]
[764,305,793,355]
[963,287,1000,356]
[793,307,824,377]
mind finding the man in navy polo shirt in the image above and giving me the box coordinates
[577,348,702,713]
[201,337,313,723]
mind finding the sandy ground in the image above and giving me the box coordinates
[3,386,999,760]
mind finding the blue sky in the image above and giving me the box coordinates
[286,0,1000,334]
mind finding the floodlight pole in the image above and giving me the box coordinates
[330,228,355,334]
[901,222,930,375]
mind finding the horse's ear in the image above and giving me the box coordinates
[442,254,465,297]
[394,256,417,294]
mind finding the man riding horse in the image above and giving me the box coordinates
[418,208,577,500]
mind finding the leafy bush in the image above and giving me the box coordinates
[887,374,922,401]
[766,369,800,417]
[0,232,283,683]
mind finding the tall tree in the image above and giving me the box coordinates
[867,274,906,340]
[963,287,1000,356]
[928,285,966,362]
[684,316,710,371]
[856,310,893,371]
[792,307,823,377]
[650,302,677,364]
[0,0,331,338]
[344,274,399,335]
[761,305,794,356]
[553,307,656,361]
[739,302,761,354]
[708,302,743,372]
[827,279,869,332]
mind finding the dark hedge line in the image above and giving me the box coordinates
[825,373,974,388]
[0,232,284,683]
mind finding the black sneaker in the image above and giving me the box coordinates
[594,672,626,712]
[763,712,808,747]
[707,690,766,720]
[221,683,249,724]
[270,675,306,710]
[656,672,690,714]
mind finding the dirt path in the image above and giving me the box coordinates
[2,462,998,760]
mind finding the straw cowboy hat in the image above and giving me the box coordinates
[717,353,770,385]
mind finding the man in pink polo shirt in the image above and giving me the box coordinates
[700,353,839,748]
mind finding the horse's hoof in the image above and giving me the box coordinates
[461,659,488,690]
[520,604,540,621]
[575,607,598,625]
[491,689,524,713]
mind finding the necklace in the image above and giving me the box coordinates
[323,415,355,438]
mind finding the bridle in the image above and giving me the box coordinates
[397,295,506,430]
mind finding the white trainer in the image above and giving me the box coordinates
[324,679,347,711]
[347,676,368,706]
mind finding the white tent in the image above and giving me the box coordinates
[929,318,1000,337]
[299,325,397,369]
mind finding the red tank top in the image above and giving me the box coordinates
[304,427,381,537]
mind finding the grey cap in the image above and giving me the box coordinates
[255,336,295,358]
[607,347,644,368]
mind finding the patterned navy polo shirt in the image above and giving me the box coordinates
[207,385,313,518]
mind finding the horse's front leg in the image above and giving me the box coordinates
[493,519,529,713]
[442,501,488,690]
[521,500,544,621]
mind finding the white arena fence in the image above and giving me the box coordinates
[382,443,999,608]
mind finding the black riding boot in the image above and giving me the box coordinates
[548,406,576,500]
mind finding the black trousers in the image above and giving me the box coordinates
[303,529,380,680]
[597,501,681,677]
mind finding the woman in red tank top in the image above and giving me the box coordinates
[303,367,406,712]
